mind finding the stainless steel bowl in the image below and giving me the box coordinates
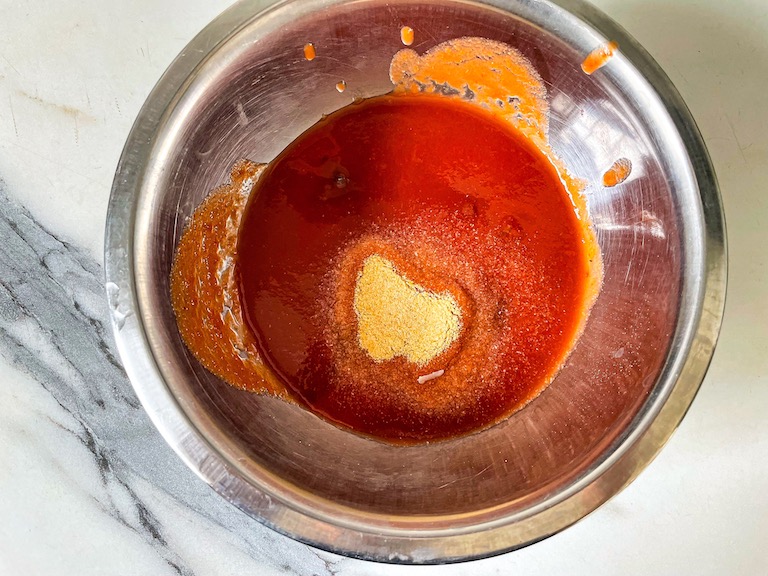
[105,0,726,563]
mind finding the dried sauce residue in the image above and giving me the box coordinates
[390,37,549,142]
[581,40,618,75]
[603,158,632,187]
[170,160,289,399]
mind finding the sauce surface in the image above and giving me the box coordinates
[236,94,595,441]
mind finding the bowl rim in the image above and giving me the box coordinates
[104,0,727,564]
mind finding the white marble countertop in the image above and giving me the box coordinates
[0,0,765,574]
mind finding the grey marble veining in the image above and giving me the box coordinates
[0,181,341,575]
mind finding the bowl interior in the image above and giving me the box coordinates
[133,0,702,531]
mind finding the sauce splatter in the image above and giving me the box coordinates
[390,37,549,143]
[581,40,618,75]
[303,43,316,61]
[400,26,415,46]
[603,157,632,187]
[335,80,347,93]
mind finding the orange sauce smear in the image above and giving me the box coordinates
[603,157,632,187]
[400,26,414,46]
[303,43,316,61]
[170,161,289,399]
[391,38,549,144]
[335,80,346,93]
[581,40,619,75]
[171,37,603,443]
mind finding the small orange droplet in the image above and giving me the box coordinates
[400,26,414,46]
[336,80,347,93]
[602,158,632,187]
[303,43,316,61]
[581,40,618,75]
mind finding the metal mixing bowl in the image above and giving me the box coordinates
[104,0,726,563]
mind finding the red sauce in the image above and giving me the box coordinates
[237,94,594,442]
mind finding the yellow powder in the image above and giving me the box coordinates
[353,254,462,365]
